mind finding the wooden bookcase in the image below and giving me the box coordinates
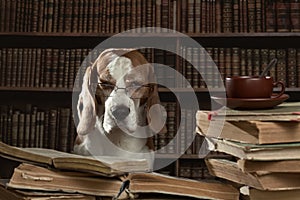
[1,0,300,179]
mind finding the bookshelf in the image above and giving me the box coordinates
[1,0,300,180]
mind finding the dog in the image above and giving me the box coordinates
[74,48,167,169]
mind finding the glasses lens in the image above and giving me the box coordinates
[128,85,151,99]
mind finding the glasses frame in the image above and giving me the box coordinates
[97,83,154,99]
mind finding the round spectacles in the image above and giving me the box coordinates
[97,83,153,99]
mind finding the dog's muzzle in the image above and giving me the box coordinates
[111,105,130,121]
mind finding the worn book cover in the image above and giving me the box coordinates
[7,163,239,200]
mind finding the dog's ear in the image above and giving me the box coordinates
[76,66,97,135]
[146,65,168,134]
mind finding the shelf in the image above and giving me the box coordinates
[0,87,299,93]
[1,32,300,38]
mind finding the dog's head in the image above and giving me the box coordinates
[76,48,167,142]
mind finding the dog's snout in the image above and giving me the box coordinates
[111,105,130,121]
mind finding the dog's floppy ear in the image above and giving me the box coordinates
[146,64,168,134]
[76,66,98,135]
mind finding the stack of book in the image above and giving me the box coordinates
[196,102,300,199]
[0,141,239,200]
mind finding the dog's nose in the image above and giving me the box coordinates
[111,105,130,121]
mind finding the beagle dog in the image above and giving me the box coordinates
[74,48,166,169]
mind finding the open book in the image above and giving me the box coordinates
[0,141,149,176]
[7,163,239,200]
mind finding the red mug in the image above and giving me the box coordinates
[225,76,285,99]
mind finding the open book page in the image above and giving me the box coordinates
[0,142,150,176]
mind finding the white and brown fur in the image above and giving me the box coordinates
[74,48,166,169]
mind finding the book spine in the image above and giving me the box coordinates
[58,0,65,32]
[276,1,290,32]
[233,0,240,33]
[88,0,94,33]
[291,0,300,32]
[44,48,52,88]
[201,0,206,33]
[287,48,297,88]
[64,0,73,32]
[268,49,277,78]
[231,47,240,76]
[21,48,28,87]
[192,47,200,88]
[246,48,253,75]
[223,0,232,33]
[186,0,194,33]
[9,0,17,32]
[52,0,59,32]
[68,49,76,88]
[63,49,70,88]
[7,107,13,145]
[100,0,107,32]
[252,49,260,76]
[18,113,25,147]
[248,0,256,32]
[276,49,287,85]
[72,0,79,32]
[205,47,214,88]
[12,110,19,147]
[179,0,186,32]
[93,0,100,32]
[225,48,232,77]
[16,48,23,87]
[11,48,18,87]
[52,49,59,88]
[213,47,220,87]
[255,0,262,32]
[49,109,57,149]
[4,1,11,32]
[0,0,6,32]
[218,47,225,83]
[240,48,247,76]
[260,48,269,76]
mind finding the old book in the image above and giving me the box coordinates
[287,48,297,88]
[0,179,96,200]
[197,111,300,144]
[7,163,239,200]
[0,141,150,176]
[276,1,291,32]
[206,158,300,191]
[265,1,276,32]
[248,187,300,200]
[237,159,300,173]
[210,138,300,161]
[291,0,300,32]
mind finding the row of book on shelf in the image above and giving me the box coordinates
[0,102,197,155]
[181,0,300,33]
[1,47,300,89]
[196,102,300,199]
[0,48,105,89]
[2,0,300,34]
[0,104,76,153]
[179,46,300,88]
[0,0,175,33]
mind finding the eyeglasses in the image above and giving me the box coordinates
[97,83,153,99]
